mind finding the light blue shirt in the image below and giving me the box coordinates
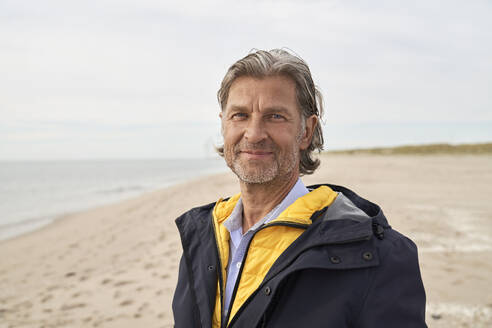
[222,178,309,316]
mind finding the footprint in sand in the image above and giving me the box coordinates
[119,300,133,307]
[114,280,135,287]
[41,294,53,303]
[72,292,82,298]
[163,249,174,256]
[144,262,156,270]
[46,285,60,292]
[79,275,89,282]
[61,303,86,311]
[12,300,33,310]
[138,302,149,312]
[135,286,146,292]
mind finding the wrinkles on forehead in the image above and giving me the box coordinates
[224,76,301,117]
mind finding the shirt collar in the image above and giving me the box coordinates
[223,178,309,246]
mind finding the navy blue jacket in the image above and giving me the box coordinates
[172,184,427,327]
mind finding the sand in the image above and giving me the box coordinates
[0,154,491,327]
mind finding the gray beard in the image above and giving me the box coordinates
[231,159,280,184]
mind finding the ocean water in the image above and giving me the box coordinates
[0,158,228,241]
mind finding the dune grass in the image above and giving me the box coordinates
[324,142,492,155]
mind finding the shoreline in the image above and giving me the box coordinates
[0,170,232,246]
[0,163,228,243]
[1,155,491,327]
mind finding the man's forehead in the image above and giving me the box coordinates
[225,75,298,109]
[229,75,296,90]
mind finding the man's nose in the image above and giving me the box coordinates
[244,116,267,143]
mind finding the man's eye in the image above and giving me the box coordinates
[231,112,248,120]
[269,114,285,120]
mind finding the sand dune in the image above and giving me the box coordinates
[1,155,491,327]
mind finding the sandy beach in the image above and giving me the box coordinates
[1,154,491,327]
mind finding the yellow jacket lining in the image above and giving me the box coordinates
[211,186,338,327]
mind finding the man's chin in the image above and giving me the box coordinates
[232,166,278,185]
[238,175,275,185]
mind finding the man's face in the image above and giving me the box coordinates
[221,75,313,184]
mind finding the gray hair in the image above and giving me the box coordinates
[216,48,324,175]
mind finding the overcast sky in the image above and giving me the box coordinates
[1,0,491,160]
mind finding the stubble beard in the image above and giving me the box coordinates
[224,135,302,185]
[230,151,282,184]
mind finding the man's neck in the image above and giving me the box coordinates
[239,172,299,233]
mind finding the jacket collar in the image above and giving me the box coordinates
[210,183,389,251]
[178,183,388,260]
[213,185,339,228]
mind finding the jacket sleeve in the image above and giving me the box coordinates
[172,254,201,328]
[356,235,427,327]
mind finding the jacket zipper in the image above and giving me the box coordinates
[222,221,309,327]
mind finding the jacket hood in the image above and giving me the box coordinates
[212,183,389,240]
[213,185,339,228]
[314,184,388,226]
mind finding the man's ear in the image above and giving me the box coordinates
[219,111,223,119]
[299,115,317,150]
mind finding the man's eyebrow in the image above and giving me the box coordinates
[226,105,249,112]
[263,106,291,115]
[225,105,292,115]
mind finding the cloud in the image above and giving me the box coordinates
[1,0,491,159]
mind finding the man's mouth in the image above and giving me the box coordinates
[239,150,274,159]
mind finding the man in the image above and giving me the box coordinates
[172,49,427,328]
